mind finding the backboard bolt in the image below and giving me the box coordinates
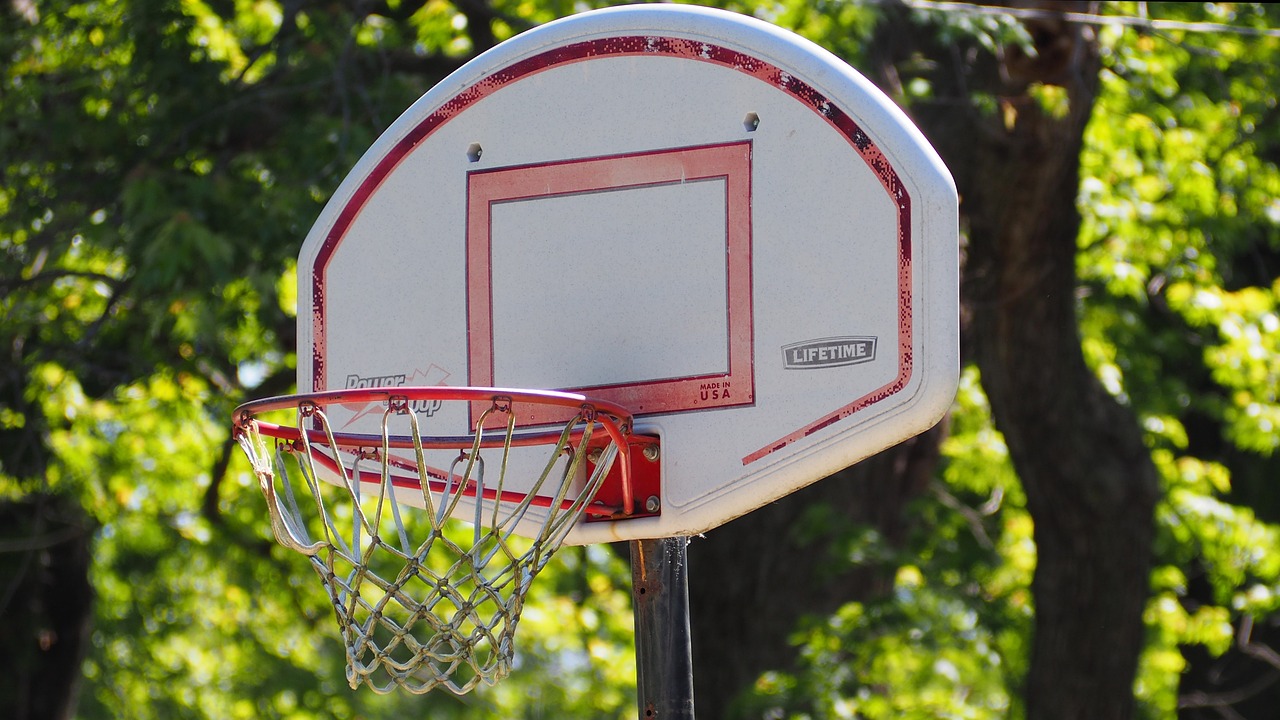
[642,444,660,462]
[645,495,661,513]
[466,142,483,162]
[743,111,760,131]
[587,447,604,463]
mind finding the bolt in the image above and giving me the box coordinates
[587,447,604,464]
[642,444,660,462]
[645,495,661,513]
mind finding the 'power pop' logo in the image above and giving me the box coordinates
[338,365,452,427]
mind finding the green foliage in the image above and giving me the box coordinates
[780,567,1012,720]
[1079,3,1280,716]
[1166,281,1280,454]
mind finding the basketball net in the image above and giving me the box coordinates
[233,391,628,694]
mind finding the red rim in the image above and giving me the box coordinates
[232,386,640,515]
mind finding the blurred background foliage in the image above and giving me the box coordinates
[2,1,1279,718]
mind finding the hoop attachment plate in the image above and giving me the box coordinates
[587,434,662,520]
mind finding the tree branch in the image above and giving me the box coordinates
[1238,615,1280,672]
[202,365,296,537]
[929,480,999,549]
[0,269,123,295]
[1177,670,1280,711]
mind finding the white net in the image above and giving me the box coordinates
[234,393,622,694]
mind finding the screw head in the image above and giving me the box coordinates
[642,444,660,462]
[644,495,661,513]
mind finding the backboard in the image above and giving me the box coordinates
[296,4,958,545]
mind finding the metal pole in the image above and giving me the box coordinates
[631,536,696,719]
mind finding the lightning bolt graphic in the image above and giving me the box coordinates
[338,365,452,430]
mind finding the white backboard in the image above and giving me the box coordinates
[297,4,958,544]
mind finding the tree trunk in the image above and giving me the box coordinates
[867,2,1161,717]
[0,494,95,720]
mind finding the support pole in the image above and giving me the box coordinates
[631,536,696,719]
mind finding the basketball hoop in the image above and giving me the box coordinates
[230,3,958,711]
[231,387,648,694]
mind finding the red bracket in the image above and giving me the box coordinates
[585,434,661,521]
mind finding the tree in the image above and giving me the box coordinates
[885,3,1160,716]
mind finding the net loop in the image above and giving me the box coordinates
[232,387,636,695]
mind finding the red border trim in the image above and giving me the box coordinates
[309,35,912,464]
[466,142,754,426]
